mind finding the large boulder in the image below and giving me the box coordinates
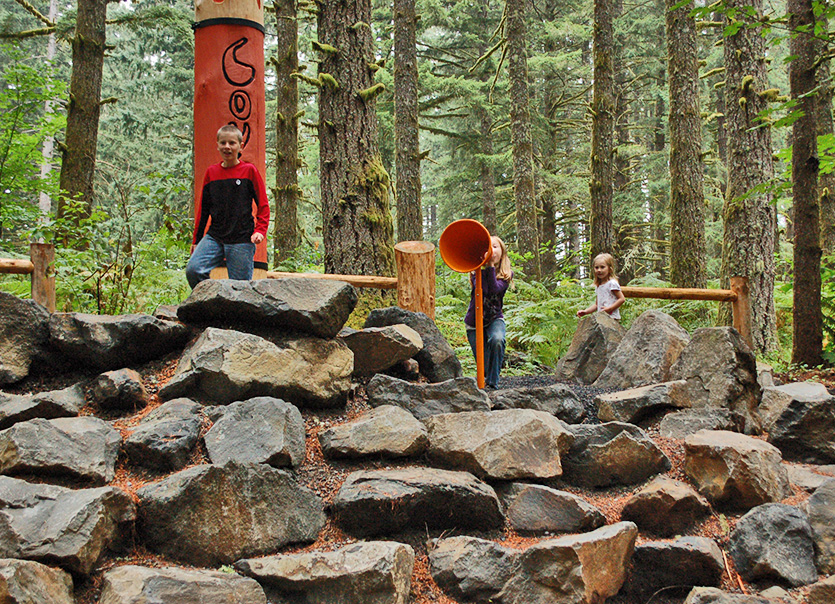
[728,503,818,587]
[423,410,574,480]
[91,368,149,413]
[176,278,357,339]
[123,398,203,471]
[364,307,462,382]
[0,558,74,604]
[488,384,586,424]
[623,537,725,598]
[684,587,772,604]
[497,483,605,534]
[0,384,84,431]
[767,388,835,464]
[620,475,711,536]
[659,408,747,439]
[429,536,519,603]
[593,310,690,390]
[159,327,353,407]
[99,565,266,604]
[0,477,135,575]
[0,417,120,485]
[596,380,689,424]
[331,468,503,536]
[760,382,830,431]
[48,312,188,371]
[204,396,305,468]
[670,327,762,434]
[807,575,835,604]
[555,312,625,384]
[684,430,791,510]
[318,405,428,459]
[561,422,671,487]
[136,461,324,566]
[808,478,835,574]
[339,325,423,377]
[366,375,490,419]
[235,541,414,604]
[0,292,50,385]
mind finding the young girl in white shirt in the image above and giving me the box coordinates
[577,253,625,320]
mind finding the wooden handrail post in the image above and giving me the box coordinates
[394,241,436,319]
[730,276,752,350]
[30,243,55,312]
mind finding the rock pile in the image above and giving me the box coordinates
[0,286,833,603]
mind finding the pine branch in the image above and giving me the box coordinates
[0,26,55,39]
[14,0,54,27]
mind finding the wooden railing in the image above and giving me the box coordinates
[0,243,56,312]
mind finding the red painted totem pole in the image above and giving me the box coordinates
[193,0,268,275]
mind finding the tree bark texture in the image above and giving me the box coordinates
[272,0,301,265]
[818,21,835,256]
[318,0,395,276]
[479,106,497,234]
[394,0,422,242]
[507,0,540,278]
[666,0,706,288]
[790,0,823,366]
[590,0,616,260]
[721,0,777,354]
[58,0,109,220]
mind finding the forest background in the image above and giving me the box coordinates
[1,0,834,375]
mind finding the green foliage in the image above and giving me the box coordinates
[822,259,835,365]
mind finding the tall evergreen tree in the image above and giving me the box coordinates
[819,19,835,256]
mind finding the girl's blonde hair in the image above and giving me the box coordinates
[493,236,513,282]
[592,252,617,286]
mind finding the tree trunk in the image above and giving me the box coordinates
[590,0,616,259]
[272,0,301,265]
[666,0,706,288]
[394,0,422,242]
[721,0,777,354]
[818,20,835,256]
[318,0,395,276]
[507,0,540,278]
[58,0,109,221]
[479,106,497,234]
[38,0,58,223]
[790,0,823,366]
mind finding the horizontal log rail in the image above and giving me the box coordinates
[266,271,398,289]
[0,244,56,312]
[0,258,35,274]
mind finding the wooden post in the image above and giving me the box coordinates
[394,241,436,319]
[30,243,55,312]
[730,276,752,350]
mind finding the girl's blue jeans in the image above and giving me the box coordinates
[466,318,506,388]
[186,233,255,289]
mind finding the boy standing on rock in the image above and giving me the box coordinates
[186,124,269,289]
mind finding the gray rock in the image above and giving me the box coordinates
[364,307,462,382]
[137,461,324,566]
[767,388,835,464]
[760,382,830,431]
[366,374,490,419]
[159,327,353,407]
[808,478,835,574]
[429,536,519,603]
[684,430,791,510]
[623,537,725,597]
[497,483,605,534]
[235,541,414,604]
[806,575,835,604]
[0,292,50,385]
[48,312,188,371]
[757,586,798,603]
[670,327,763,434]
[177,278,357,339]
[99,565,266,604]
[488,383,586,423]
[0,476,135,575]
[729,503,818,586]
[684,587,773,604]
[0,384,84,430]
[593,310,690,390]
[0,417,120,484]
[562,422,671,487]
[318,405,428,459]
[555,312,626,384]
[152,304,180,322]
[91,368,149,412]
[786,464,831,492]
[423,410,573,480]
[498,522,638,604]
[340,324,423,376]
[596,380,689,424]
[0,558,74,604]
[757,361,775,389]
[331,468,503,536]
[620,475,711,536]
[659,408,747,439]
[123,398,203,471]
[204,396,305,468]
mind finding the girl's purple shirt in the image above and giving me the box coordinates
[464,266,512,327]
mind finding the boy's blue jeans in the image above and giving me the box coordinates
[467,318,506,388]
[186,233,255,289]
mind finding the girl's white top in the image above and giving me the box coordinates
[596,278,622,319]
